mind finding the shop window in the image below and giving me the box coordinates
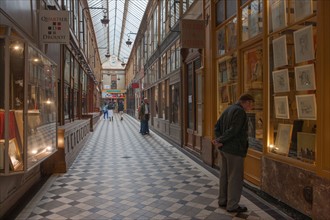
[171,83,180,124]
[241,0,263,42]
[216,18,237,57]
[268,0,317,164]
[216,53,238,117]
[243,47,263,152]
[187,59,201,130]
[216,0,225,25]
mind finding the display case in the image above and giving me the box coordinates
[0,27,57,174]
[268,0,317,164]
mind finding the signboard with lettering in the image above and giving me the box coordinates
[39,10,69,44]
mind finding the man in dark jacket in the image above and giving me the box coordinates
[213,93,254,213]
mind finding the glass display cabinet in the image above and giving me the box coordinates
[0,26,57,174]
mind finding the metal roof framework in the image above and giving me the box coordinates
[87,0,148,64]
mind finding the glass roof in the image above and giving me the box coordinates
[87,0,148,64]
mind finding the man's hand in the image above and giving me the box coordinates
[212,139,223,148]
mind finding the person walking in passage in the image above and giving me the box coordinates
[118,100,124,120]
[212,93,254,213]
[102,103,108,120]
[138,98,150,135]
[108,101,114,121]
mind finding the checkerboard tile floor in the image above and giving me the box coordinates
[16,114,292,220]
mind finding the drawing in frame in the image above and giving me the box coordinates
[294,0,313,22]
[5,138,23,171]
[270,0,287,31]
[294,25,315,64]
[296,94,317,120]
[297,132,316,161]
[218,61,228,84]
[272,35,288,69]
[272,69,290,93]
[220,85,229,103]
[274,96,290,119]
[274,123,293,156]
[294,64,316,91]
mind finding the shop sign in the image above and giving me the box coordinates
[180,19,205,49]
[39,10,69,44]
[132,83,139,88]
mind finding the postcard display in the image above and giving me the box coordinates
[0,36,57,174]
[269,0,317,163]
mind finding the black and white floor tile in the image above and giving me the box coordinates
[16,114,292,220]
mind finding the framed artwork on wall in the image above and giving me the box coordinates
[271,0,287,31]
[274,123,293,155]
[272,69,290,93]
[220,85,229,103]
[294,25,315,64]
[294,64,316,91]
[296,94,317,120]
[244,47,263,89]
[294,0,313,22]
[297,132,316,161]
[272,35,288,69]
[274,96,290,119]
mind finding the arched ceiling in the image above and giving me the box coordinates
[87,0,148,64]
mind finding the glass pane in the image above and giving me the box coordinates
[27,46,57,168]
[242,0,263,42]
[268,20,317,163]
[243,46,263,152]
[216,0,225,25]
[9,39,25,172]
[217,53,238,118]
[226,0,237,19]
[216,27,226,56]
[0,39,4,172]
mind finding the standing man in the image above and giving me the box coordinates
[212,93,254,213]
[118,100,124,120]
[138,97,150,135]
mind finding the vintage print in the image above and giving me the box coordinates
[218,61,228,84]
[220,85,229,103]
[274,96,290,119]
[297,132,316,161]
[244,47,263,89]
[295,64,316,91]
[217,28,226,56]
[294,0,313,22]
[272,69,290,93]
[275,123,293,155]
[271,0,287,31]
[294,25,315,64]
[296,94,317,120]
[272,35,288,69]
[227,57,238,81]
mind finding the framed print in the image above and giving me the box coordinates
[226,21,237,51]
[272,35,288,68]
[8,138,23,171]
[228,83,238,103]
[218,61,227,83]
[274,96,290,119]
[272,69,290,93]
[294,0,313,22]
[217,28,226,56]
[249,89,263,110]
[274,123,293,155]
[294,64,316,91]
[296,94,317,120]
[227,57,238,81]
[297,132,316,161]
[220,85,229,103]
[294,25,315,64]
[244,47,263,89]
[247,113,256,138]
[271,0,287,31]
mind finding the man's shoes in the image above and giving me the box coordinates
[218,203,226,208]
[227,206,247,213]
